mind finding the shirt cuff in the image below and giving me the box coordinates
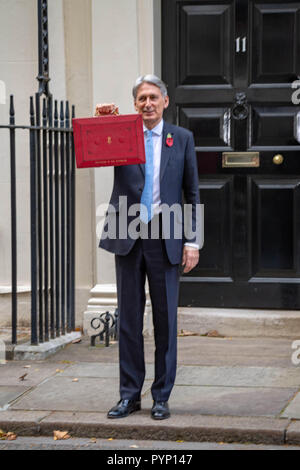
[184,243,199,250]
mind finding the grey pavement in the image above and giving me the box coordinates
[1,334,300,447]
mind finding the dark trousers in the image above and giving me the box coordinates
[115,215,180,402]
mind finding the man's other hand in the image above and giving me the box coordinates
[181,246,199,273]
[94,103,119,116]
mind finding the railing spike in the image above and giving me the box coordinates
[30,97,35,125]
[9,95,15,119]
[60,100,64,121]
[42,97,47,119]
[65,101,70,121]
[54,100,58,121]
[48,95,53,125]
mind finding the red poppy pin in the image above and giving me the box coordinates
[166,133,174,147]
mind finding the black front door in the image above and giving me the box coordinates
[162,0,300,308]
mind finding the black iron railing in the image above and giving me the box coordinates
[0,0,76,345]
[90,309,119,347]
[0,95,76,345]
[30,95,76,344]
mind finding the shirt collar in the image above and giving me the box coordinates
[143,119,164,136]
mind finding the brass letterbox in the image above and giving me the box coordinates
[222,152,260,168]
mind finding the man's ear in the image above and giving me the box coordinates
[134,100,138,112]
[164,95,170,109]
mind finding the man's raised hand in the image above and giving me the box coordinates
[94,103,119,117]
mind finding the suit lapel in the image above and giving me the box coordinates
[160,122,174,182]
[139,161,145,178]
[138,127,146,178]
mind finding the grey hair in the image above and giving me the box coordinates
[132,74,168,99]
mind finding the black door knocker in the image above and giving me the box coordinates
[231,92,249,120]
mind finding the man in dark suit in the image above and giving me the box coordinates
[96,75,202,420]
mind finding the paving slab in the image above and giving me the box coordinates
[58,363,300,389]
[177,337,297,367]
[281,391,300,419]
[10,369,296,418]
[175,366,300,388]
[9,376,152,412]
[46,338,120,363]
[46,336,298,368]
[0,386,29,410]
[60,362,155,380]
[142,385,298,418]
[0,362,71,387]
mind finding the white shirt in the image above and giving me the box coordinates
[143,119,199,250]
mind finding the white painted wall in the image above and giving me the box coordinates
[48,0,67,101]
[0,0,161,325]
[0,0,38,290]
[91,0,159,285]
[0,0,94,326]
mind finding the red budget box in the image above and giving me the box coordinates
[72,113,145,168]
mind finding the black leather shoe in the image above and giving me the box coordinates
[107,399,141,419]
[151,401,170,420]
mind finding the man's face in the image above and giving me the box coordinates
[134,82,169,130]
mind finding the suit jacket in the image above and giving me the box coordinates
[99,121,201,265]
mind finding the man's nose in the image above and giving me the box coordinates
[145,97,152,107]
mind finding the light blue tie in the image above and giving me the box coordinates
[140,130,154,223]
